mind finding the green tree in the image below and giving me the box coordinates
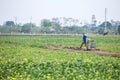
[98,21,113,30]
[98,27,104,34]
[118,25,120,35]
[4,21,15,27]
[21,23,36,33]
[51,22,61,32]
[40,19,51,27]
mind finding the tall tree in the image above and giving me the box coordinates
[21,23,36,33]
[118,25,120,35]
[40,19,51,27]
[4,21,15,27]
[51,22,61,32]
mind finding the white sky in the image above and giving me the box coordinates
[0,0,120,25]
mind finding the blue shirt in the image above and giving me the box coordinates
[83,34,87,42]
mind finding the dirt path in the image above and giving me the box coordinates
[48,46,120,58]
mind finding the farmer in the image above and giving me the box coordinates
[80,33,87,50]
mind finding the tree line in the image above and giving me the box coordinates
[0,18,120,35]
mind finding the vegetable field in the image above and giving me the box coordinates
[0,35,120,80]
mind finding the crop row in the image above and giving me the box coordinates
[0,59,120,80]
[0,35,120,52]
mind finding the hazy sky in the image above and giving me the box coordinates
[0,0,120,25]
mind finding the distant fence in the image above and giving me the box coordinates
[0,32,83,36]
[1,32,117,36]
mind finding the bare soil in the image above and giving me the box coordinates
[48,46,120,58]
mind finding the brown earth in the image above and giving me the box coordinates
[48,46,120,58]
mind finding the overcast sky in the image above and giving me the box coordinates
[0,0,120,25]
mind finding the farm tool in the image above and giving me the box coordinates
[85,39,99,51]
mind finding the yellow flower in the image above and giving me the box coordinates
[96,71,99,75]
[108,64,112,66]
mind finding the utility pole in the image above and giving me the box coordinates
[105,8,107,32]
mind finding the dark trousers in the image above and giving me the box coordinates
[80,41,86,49]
